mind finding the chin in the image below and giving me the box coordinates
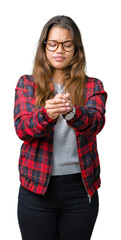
[52,63,68,70]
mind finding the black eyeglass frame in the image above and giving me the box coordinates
[44,40,75,52]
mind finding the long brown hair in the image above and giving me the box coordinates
[33,15,86,108]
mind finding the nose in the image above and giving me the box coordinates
[56,43,65,53]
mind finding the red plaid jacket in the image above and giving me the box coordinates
[14,75,107,197]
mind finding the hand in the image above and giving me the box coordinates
[45,93,72,119]
[61,93,73,117]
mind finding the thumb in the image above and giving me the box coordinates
[54,93,64,99]
[63,93,70,100]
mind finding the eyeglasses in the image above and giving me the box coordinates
[44,40,75,52]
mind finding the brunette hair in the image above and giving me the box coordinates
[33,15,86,108]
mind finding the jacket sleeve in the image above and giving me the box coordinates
[67,79,107,137]
[14,76,57,141]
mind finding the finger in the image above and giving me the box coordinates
[46,102,70,110]
[54,93,65,99]
[48,106,71,114]
[54,93,67,103]
[46,98,66,105]
[62,93,71,100]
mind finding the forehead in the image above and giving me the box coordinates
[47,27,72,41]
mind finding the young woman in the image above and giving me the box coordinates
[14,15,107,240]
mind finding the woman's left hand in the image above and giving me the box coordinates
[55,93,73,113]
[45,93,72,119]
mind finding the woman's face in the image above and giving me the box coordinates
[45,27,75,71]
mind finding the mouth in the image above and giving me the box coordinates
[53,56,65,61]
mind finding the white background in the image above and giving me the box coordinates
[0,0,121,239]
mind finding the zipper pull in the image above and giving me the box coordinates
[88,194,91,203]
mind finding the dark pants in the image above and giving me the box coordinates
[18,173,99,240]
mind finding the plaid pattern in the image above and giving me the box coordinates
[14,75,107,196]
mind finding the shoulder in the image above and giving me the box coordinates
[84,76,107,102]
[85,75,104,87]
[16,75,35,88]
[15,75,36,95]
[85,76,105,93]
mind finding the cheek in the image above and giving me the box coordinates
[45,50,51,62]
[67,52,75,63]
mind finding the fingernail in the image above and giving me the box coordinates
[62,100,66,103]
[66,103,69,106]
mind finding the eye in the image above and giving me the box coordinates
[64,43,72,47]
[49,43,56,47]
[47,41,57,47]
[63,41,73,48]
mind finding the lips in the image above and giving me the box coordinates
[53,56,65,61]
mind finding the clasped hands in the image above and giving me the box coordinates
[45,93,73,119]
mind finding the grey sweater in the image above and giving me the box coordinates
[51,82,81,175]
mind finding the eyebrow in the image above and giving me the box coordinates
[47,39,73,42]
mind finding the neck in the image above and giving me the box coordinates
[52,70,66,84]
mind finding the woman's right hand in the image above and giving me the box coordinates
[45,93,71,119]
